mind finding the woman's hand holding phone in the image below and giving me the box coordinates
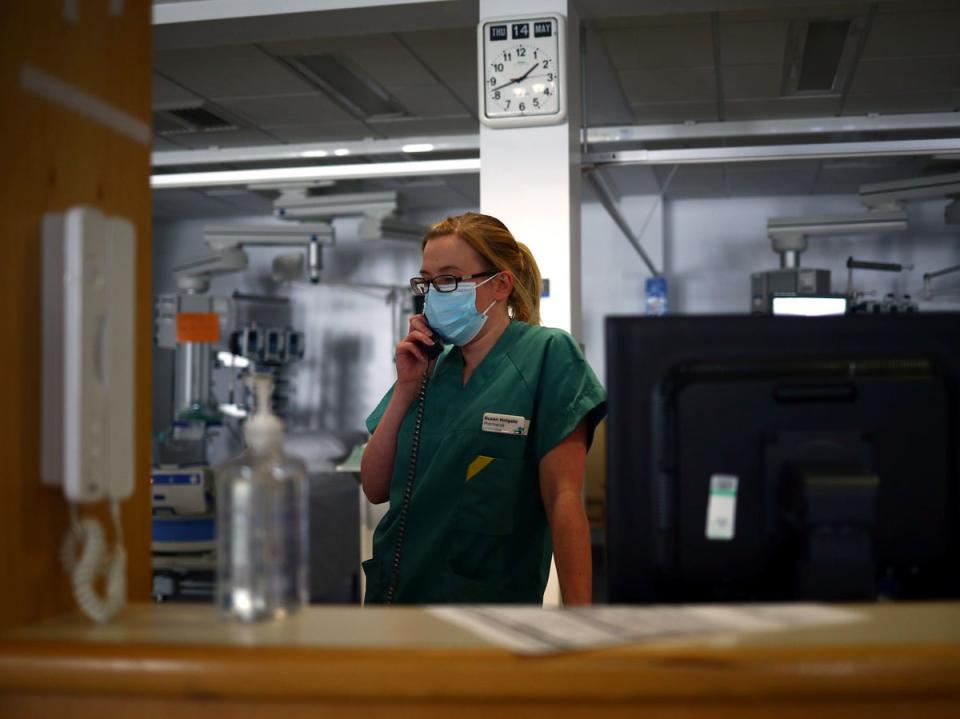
[396,314,441,386]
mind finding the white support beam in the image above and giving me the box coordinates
[151,113,960,169]
[588,113,960,144]
[152,135,479,167]
[152,0,452,25]
[149,136,960,190]
[585,138,960,167]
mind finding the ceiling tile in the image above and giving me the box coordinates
[262,33,394,59]
[721,64,783,100]
[876,0,960,15]
[390,85,469,118]
[849,57,960,96]
[217,93,356,127]
[842,90,960,115]
[163,128,281,149]
[629,101,719,124]
[718,21,788,66]
[718,4,868,22]
[153,73,201,108]
[267,122,373,143]
[346,46,436,88]
[366,115,477,137]
[448,81,478,115]
[593,14,710,29]
[153,136,186,151]
[724,97,838,120]
[272,33,440,88]
[399,28,477,85]
[618,68,716,104]
[862,11,960,58]
[155,45,315,99]
[599,24,713,70]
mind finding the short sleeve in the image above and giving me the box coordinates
[365,384,395,435]
[531,331,607,462]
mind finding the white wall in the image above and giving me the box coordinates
[665,195,960,314]
[580,193,960,383]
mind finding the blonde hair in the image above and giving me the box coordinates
[423,212,542,325]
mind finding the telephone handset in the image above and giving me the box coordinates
[42,206,136,623]
[413,294,444,360]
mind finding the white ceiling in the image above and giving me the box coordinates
[151,0,960,218]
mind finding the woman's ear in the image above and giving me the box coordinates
[493,270,514,301]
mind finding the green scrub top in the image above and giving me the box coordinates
[363,320,607,604]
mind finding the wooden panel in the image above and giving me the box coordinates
[2,695,959,719]
[0,1,153,628]
[1,604,959,716]
[1,604,959,701]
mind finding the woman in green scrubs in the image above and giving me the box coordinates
[360,212,606,604]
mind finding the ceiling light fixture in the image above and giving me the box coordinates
[300,149,329,158]
[401,143,435,153]
[334,148,351,157]
[150,158,481,189]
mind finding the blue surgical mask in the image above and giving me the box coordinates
[424,274,499,346]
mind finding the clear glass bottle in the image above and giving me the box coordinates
[215,375,308,622]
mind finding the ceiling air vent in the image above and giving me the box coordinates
[154,104,237,135]
[782,17,864,96]
[287,54,407,119]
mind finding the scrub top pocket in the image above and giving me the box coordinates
[475,431,529,461]
[456,455,524,535]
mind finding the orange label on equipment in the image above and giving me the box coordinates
[176,313,220,343]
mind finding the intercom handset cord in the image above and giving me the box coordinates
[384,369,430,604]
[61,500,127,623]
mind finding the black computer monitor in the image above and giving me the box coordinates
[605,314,960,603]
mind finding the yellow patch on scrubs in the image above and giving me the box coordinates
[466,455,495,482]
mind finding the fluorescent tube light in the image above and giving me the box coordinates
[401,143,435,153]
[151,158,481,189]
[334,148,351,157]
[300,149,328,158]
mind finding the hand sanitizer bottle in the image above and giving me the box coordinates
[216,374,308,621]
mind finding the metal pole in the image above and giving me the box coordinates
[924,264,960,281]
[584,166,678,277]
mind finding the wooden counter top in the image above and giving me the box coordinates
[1,603,959,718]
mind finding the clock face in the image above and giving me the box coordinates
[481,17,564,124]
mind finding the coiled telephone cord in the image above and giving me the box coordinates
[384,371,429,604]
[60,500,127,623]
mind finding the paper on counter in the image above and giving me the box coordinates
[428,603,865,654]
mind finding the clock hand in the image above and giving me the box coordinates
[489,62,542,93]
[490,78,519,92]
[514,62,540,83]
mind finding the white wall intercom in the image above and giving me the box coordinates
[42,205,136,622]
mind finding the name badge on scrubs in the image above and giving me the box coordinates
[482,412,529,436]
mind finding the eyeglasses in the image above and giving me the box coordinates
[409,271,498,296]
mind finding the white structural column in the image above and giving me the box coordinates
[479,0,581,608]
[479,0,581,337]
